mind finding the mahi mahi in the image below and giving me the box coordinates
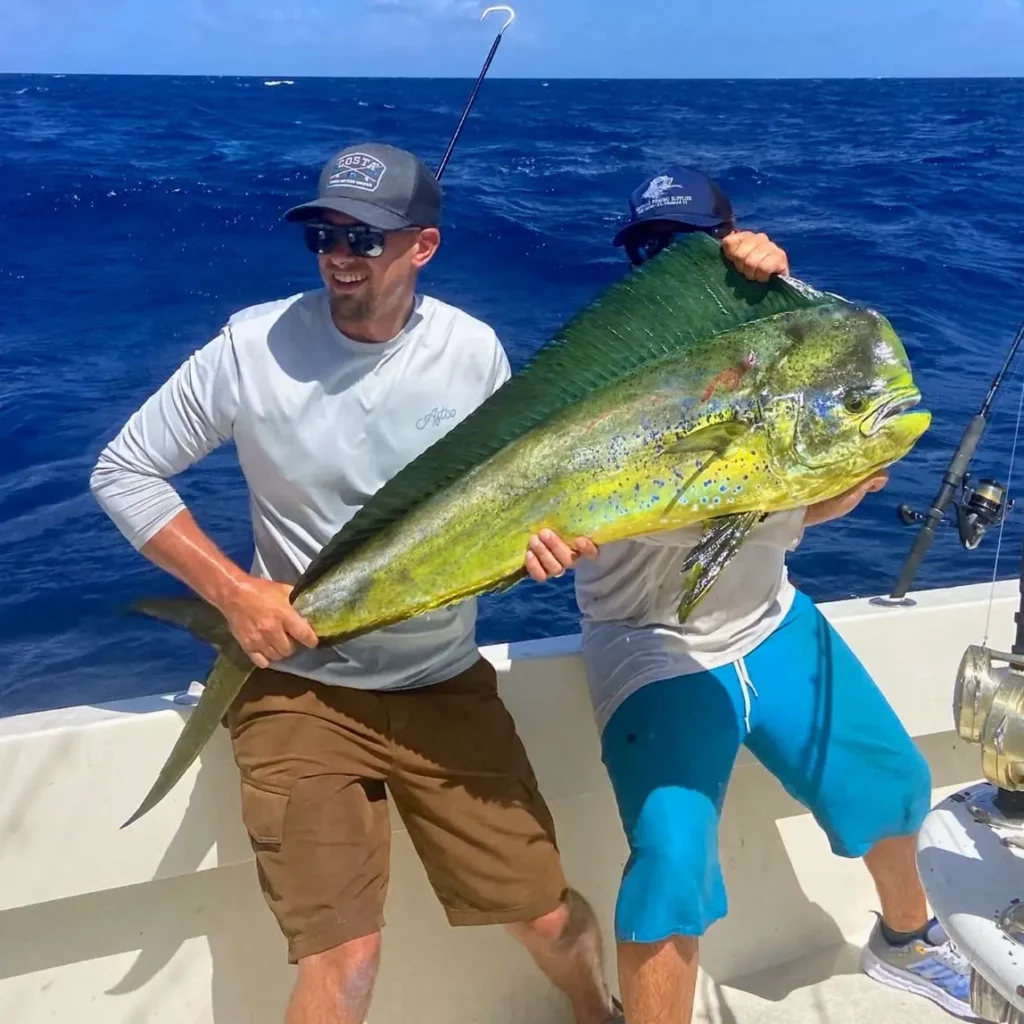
[123,233,930,827]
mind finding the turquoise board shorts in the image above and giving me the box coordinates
[601,589,932,944]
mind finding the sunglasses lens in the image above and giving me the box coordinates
[303,223,334,255]
[634,235,670,265]
[350,230,386,258]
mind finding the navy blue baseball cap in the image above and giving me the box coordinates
[612,168,734,247]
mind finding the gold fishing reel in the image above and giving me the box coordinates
[954,645,1024,790]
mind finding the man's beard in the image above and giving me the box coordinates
[330,287,376,325]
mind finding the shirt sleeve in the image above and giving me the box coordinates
[89,328,242,550]
[485,330,513,395]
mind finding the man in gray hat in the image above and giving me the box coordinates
[91,143,619,1024]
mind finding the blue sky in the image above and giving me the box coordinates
[2,0,1023,77]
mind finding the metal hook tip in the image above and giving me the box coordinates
[481,5,515,33]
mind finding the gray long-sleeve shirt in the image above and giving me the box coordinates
[90,289,511,690]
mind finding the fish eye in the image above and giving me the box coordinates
[843,393,868,414]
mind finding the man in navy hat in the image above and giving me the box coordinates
[528,170,973,1024]
[611,166,787,276]
[91,142,621,1024]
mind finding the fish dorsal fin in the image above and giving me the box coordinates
[293,233,832,594]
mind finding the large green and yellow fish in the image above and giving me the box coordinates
[123,233,930,826]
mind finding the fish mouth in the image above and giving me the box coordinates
[863,388,924,436]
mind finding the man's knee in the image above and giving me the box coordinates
[825,746,933,857]
[289,932,382,1023]
[507,888,594,948]
[618,933,699,968]
[296,930,383,988]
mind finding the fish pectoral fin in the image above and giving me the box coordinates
[661,422,750,516]
[662,420,748,459]
[677,510,762,622]
[130,596,235,649]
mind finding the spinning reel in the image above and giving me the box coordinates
[898,474,1013,551]
[888,317,1024,601]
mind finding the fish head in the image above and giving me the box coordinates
[759,304,931,495]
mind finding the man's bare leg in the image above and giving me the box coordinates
[506,888,617,1024]
[617,935,698,1024]
[286,932,382,1024]
[863,834,929,933]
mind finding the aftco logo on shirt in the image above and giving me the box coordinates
[416,406,457,430]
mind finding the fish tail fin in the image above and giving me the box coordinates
[130,596,234,648]
[121,639,254,828]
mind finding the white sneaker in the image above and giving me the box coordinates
[860,917,977,1020]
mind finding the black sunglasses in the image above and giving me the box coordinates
[303,221,396,258]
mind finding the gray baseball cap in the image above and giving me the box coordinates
[284,143,442,229]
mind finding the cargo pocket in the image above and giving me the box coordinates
[239,780,289,849]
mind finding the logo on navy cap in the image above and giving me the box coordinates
[642,176,675,201]
[327,152,387,193]
[635,175,694,217]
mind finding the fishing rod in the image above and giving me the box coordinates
[435,5,516,180]
[886,317,1024,602]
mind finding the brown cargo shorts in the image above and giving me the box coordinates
[226,657,569,963]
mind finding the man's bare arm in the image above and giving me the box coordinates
[91,331,316,669]
[140,509,317,669]
[804,471,889,527]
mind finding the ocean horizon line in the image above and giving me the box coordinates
[3,71,1023,83]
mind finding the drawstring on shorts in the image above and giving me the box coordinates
[735,657,759,735]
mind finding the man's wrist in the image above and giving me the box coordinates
[206,564,250,612]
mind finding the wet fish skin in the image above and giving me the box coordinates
[294,302,929,642]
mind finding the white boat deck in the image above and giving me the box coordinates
[0,578,1018,1022]
[694,944,958,1024]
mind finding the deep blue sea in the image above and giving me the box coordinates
[3,75,1024,716]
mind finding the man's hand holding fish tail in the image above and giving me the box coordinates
[92,144,618,1024]
[139,508,317,669]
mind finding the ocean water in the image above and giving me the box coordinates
[2,74,1024,717]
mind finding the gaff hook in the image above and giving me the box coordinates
[435,5,517,180]
[481,5,516,34]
